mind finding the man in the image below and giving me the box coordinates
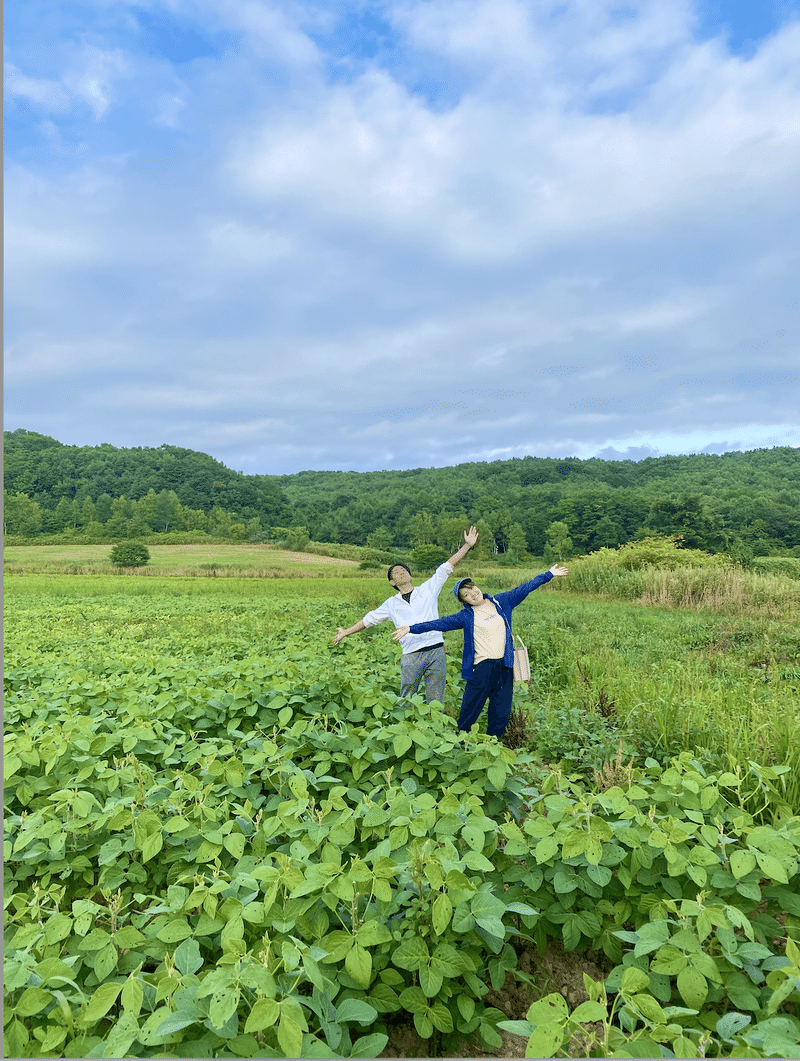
[332,526,479,703]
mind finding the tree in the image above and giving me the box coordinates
[506,522,529,562]
[543,521,573,563]
[153,490,184,533]
[109,541,150,567]
[472,518,494,560]
[3,491,42,536]
[367,526,393,551]
[106,496,132,537]
[54,497,78,531]
[407,510,437,548]
[589,516,623,551]
[411,543,448,570]
[283,526,310,551]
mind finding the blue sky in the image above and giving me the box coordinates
[5,0,800,474]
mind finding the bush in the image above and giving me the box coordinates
[411,544,448,570]
[109,541,151,567]
[753,556,800,580]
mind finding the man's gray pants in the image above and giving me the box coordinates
[399,645,447,704]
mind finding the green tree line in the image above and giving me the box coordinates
[4,429,800,557]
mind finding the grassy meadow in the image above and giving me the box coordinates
[2,542,364,577]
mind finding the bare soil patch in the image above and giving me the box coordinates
[378,943,608,1058]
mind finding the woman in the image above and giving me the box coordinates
[392,564,568,738]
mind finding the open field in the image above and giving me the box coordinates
[3,542,362,577]
[4,565,799,1057]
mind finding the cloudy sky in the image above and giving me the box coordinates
[5,0,800,475]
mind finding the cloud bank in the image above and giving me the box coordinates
[5,0,800,472]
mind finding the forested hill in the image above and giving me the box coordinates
[278,448,800,555]
[3,430,290,525]
[4,429,799,555]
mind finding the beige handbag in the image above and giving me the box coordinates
[513,635,530,681]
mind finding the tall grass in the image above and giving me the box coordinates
[549,558,800,620]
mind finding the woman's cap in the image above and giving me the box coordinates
[453,577,474,600]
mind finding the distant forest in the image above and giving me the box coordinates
[4,429,800,558]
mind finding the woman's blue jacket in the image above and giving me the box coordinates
[408,571,554,679]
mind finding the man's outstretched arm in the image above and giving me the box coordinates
[332,619,366,646]
[447,525,478,569]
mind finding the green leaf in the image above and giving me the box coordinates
[223,832,246,859]
[535,835,558,863]
[393,734,413,757]
[570,1000,607,1022]
[157,918,193,943]
[677,967,707,1010]
[458,995,476,1022]
[209,987,240,1030]
[413,1010,434,1039]
[103,1011,139,1058]
[730,850,757,879]
[356,920,392,946]
[43,912,73,944]
[430,1001,454,1033]
[114,925,145,948]
[174,937,203,976]
[121,976,143,1017]
[621,967,650,993]
[336,999,378,1024]
[277,1009,304,1058]
[487,764,506,789]
[245,998,280,1033]
[419,964,444,998]
[462,824,484,851]
[755,851,789,884]
[350,1032,390,1057]
[398,987,429,1014]
[141,830,163,863]
[584,838,603,866]
[345,942,373,988]
[93,943,118,981]
[630,992,666,1024]
[432,892,453,935]
[561,831,587,859]
[716,1012,752,1041]
[524,1023,564,1058]
[393,936,429,971]
[526,994,569,1024]
[81,982,123,1024]
[155,1011,201,1036]
[15,986,51,1017]
[650,945,688,977]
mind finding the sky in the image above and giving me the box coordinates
[4,0,800,475]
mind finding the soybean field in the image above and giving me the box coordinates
[4,568,800,1058]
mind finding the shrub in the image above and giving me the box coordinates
[411,544,448,569]
[109,541,151,567]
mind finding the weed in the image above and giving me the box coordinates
[592,741,636,791]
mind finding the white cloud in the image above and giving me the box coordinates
[4,64,73,110]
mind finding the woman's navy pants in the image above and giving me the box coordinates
[457,658,514,738]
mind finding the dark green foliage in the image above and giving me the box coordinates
[3,430,290,526]
[411,543,449,569]
[5,430,800,557]
[109,541,151,567]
